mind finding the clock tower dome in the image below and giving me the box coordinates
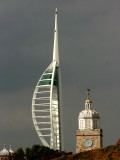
[76,89,103,153]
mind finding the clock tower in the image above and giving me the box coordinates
[76,89,103,153]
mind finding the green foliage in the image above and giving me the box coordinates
[13,147,25,160]
[12,145,72,160]
[25,145,57,160]
[12,145,57,160]
[12,144,120,160]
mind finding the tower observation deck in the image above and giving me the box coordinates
[32,9,63,151]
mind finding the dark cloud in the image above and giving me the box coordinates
[0,0,120,152]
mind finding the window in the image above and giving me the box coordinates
[45,70,52,73]
[94,119,98,129]
[39,80,51,85]
[41,74,52,80]
[80,120,83,129]
[85,119,91,129]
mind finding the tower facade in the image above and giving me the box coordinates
[76,89,103,153]
[32,9,63,151]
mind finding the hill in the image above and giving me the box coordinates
[10,144,120,160]
[54,144,120,160]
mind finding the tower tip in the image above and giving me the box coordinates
[53,8,59,64]
[55,8,58,14]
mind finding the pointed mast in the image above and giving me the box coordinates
[53,8,59,66]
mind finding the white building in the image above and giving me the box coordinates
[0,145,14,160]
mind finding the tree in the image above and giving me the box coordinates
[25,145,57,160]
[13,148,25,160]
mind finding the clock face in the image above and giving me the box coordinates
[84,139,93,147]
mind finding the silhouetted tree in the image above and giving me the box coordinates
[12,145,64,160]
[14,147,25,160]
[25,145,57,160]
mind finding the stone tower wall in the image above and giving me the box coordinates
[76,129,103,153]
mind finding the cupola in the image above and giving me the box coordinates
[0,144,9,156]
[78,89,100,130]
[9,145,14,154]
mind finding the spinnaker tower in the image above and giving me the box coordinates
[32,8,63,151]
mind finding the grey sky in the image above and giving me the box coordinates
[0,0,120,152]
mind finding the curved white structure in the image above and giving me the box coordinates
[32,9,63,151]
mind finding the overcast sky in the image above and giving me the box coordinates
[0,0,120,152]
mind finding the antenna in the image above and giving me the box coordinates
[53,8,59,65]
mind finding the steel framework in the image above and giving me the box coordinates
[32,9,63,151]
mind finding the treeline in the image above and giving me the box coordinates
[9,144,120,160]
[9,145,69,160]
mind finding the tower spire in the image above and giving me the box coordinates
[32,8,63,151]
[53,8,59,66]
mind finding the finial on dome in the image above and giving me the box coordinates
[4,144,6,149]
[86,88,90,99]
[85,89,92,109]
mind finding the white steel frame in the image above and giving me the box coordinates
[32,9,62,151]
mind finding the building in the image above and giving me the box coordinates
[0,145,14,160]
[32,8,63,151]
[76,89,103,153]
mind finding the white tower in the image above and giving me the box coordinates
[76,89,103,153]
[32,9,63,151]
[78,89,100,130]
